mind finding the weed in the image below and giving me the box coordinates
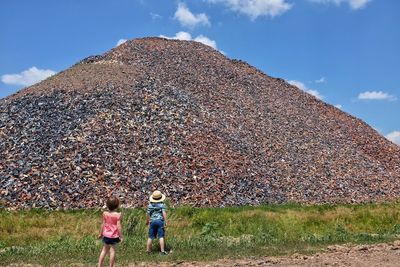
[201,222,220,237]
[393,224,400,234]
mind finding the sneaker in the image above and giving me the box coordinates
[160,251,168,255]
[146,251,151,255]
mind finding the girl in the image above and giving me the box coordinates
[98,196,123,267]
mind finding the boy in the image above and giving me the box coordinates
[146,190,168,255]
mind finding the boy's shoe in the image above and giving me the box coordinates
[146,251,151,255]
[160,251,168,255]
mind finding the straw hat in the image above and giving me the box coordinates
[149,190,166,203]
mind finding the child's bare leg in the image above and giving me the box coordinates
[159,237,165,252]
[146,238,153,252]
[109,245,117,267]
[98,245,110,267]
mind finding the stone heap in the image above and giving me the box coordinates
[1,37,399,209]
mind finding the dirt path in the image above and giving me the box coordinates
[132,241,400,267]
[7,241,400,267]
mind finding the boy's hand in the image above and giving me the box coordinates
[97,234,102,239]
[120,237,124,242]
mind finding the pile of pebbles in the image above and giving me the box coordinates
[1,37,399,209]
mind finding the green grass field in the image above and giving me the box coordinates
[1,202,400,266]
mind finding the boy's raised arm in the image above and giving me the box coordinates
[162,210,167,227]
[146,213,150,225]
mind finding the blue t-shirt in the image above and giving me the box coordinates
[147,202,167,222]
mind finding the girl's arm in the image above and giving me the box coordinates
[117,215,124,242]
[98,212,104,239]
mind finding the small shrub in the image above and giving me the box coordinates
[123,209,145,237]
[302,233,324,243]
[335,223,349,240]
[201,222,221,237]
[175,205,197,218]
[393,224,400,234]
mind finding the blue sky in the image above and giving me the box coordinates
[1,0,399,144]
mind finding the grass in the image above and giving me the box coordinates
[1,202,400,266]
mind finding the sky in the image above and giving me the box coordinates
[1,0,399,145]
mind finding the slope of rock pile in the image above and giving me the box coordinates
[1,37,400,209]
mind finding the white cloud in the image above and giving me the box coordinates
[309,0,372,10]
[116,39,127,47]
[357,91,397,101]
[150,12,162,19]
[288,80,307,90]
[174,3,210,28]
[1,67,56,86]
[208,0,292,20]
[373,127,382,133]
[288,80,324,100]
[160,32,191,42]
[334,104,342,109]
[306,89,324,100]
[385,131,400,145]
[160,31,218,50]
[193,35,217,49]
[173,31,192,41]
[315,77,326,83]
[348,0,371,9]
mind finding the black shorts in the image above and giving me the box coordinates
[102,236,120,245]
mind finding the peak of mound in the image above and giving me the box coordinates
[1,37,399,209]
[83,37,223,65]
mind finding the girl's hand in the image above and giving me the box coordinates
[97,234,102,239]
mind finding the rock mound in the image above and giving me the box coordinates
[1,37,399,209]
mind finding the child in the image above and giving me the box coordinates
[146,190,168,255]
[97,196,123,267]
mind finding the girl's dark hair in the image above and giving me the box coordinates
[106,196,120,211]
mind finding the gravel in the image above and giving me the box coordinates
[1,37,399,209]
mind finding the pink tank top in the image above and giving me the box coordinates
[102,212,121,238]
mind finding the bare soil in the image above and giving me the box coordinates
[132,241,400,267]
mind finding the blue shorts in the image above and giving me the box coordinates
[148,220,165,239]
[102,236,120,245]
